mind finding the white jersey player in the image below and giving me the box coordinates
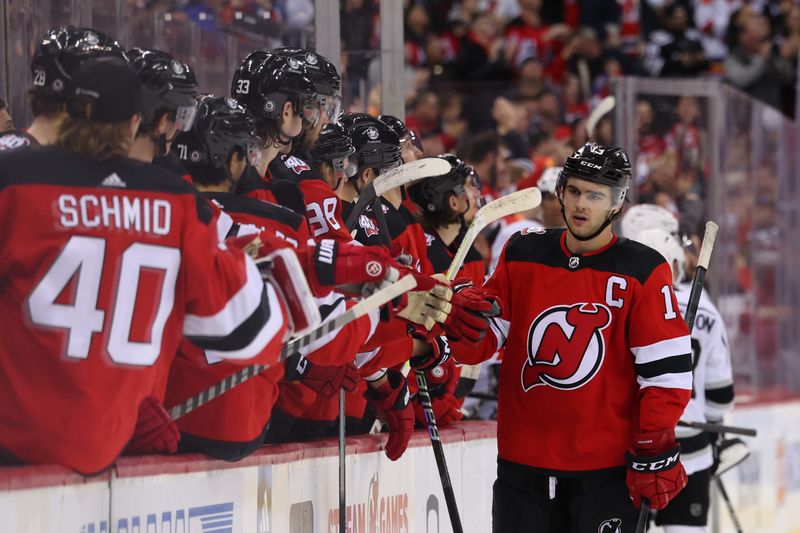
[633,228,735,532]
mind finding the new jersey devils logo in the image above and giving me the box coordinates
[522,303,612,391]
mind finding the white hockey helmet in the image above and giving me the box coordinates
[537,166,561,194]
[620,203,679,240]
[634,228,685,285]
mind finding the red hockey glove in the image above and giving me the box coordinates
[284,353,360,398]
[413,359,464,427]
[126,396,180,455]
[442,280,501,343]
[625,430,688,510]
[409,334,452,371]
[365,370,414,461]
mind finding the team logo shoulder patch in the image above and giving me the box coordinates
[522,302,612,391]
[0,132,32,151]
[359,215,379,237]
[283,155,311,174]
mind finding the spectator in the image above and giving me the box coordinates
[644,4,709,77]
[506,56,548,102]
[504,0,572,80]
[725,15,794,111]
[0,98,12,130]
[455,11,509,82]
[460,131,511,196]
[492,96,529,159]
[405,4,430,67]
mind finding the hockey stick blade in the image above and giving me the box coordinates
[345,158,452,230]
[586,95,615,139]
[446,187,542,281]
[170,275,418,419]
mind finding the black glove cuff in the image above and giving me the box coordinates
[625,443,682,473]
[313,239,339,286]
[283,352,311,381]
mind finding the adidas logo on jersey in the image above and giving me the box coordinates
[100,173,127,188]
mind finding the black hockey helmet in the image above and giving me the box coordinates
[173,95,260,171]
[127,48,198,132]
[311,122,355,162]
[408,154,472,215]
[346,115,401,171]
[231,48,325,130]
[30,26,126,102]
[557,141,632,208]
[302,51,341,121]
[378,114,409,140]
[339,112,374,132]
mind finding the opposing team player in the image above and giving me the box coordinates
[632,228,735,533]
[127,48,198,167]
[449,142,693,532]
[0,26,125,151]
[0,57,289,474]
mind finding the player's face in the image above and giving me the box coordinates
[562,178,614,238]
[463,179,481,223]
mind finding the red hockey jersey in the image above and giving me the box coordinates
[454,228,692,474]
[0,147,286,473]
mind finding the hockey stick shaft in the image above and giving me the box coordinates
[345,158,452,230]
[636,221,719,533]
[714,475,745,533]
[414,371,464,533]
[169,275,418,420]
[338,389,346,533]
[677,420,756,437]
[445,188,542,281]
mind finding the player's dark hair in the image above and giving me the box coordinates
[417,191,461,231]
[188,147,245,187]
[28,90,65,118]
[57,100,133,160]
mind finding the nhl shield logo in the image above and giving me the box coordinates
[170,59,185,75]
[287,57,301,70]
[365,127,380,140]
[84,31,99,45]
[305,52,318,65]
[522,303,611,391]
[568,256,580,269]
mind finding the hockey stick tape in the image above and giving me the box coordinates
[697,221,718,270]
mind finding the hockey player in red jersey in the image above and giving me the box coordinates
[164,95,372,460]
[0,26,126,151]
[126,48,198,170]
[0,57,290,474]
[450,142,693,532]
[231,48,347,226]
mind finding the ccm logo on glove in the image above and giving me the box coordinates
[629,450,680,472]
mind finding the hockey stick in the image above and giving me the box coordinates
[345,158,452,230]
[169,275,418,420]
[714,476,744,533]
[586,95,615,140]
[414,188,545,533]
[677,420,757,437]
[338,389,346,533]
[415,370,463,533]
[636,221,719,533]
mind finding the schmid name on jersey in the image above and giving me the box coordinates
[57,193,171,235]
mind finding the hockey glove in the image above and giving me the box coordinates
[413,359,464,428]
[127,396,180,455]
[409,334,452,371]
[442,280,500,343]
[365,369,414,461]
[625,430,688,510]
[284,353,360,398]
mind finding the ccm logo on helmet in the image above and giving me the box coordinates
[630,450,681,472]
[580,161,603,170]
